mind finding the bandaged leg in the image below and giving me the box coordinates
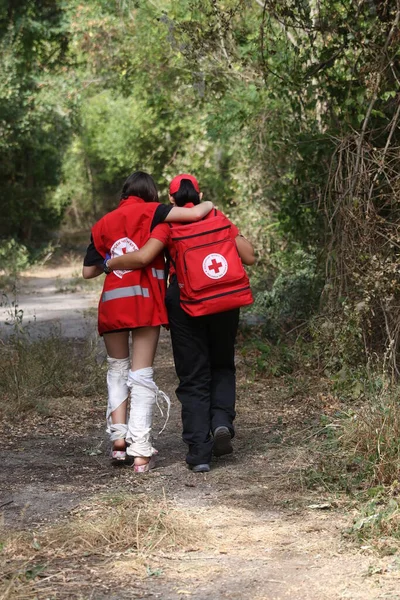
[106,357,130,442]
[126,367,171,457]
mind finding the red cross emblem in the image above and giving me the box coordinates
[203,253,228,280]
[209,258,223,273]
[110,237,139,279]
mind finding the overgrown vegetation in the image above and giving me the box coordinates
[2,0,399,371]
[303,373,400,549]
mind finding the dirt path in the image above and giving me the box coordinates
[1,267,400,599]
[0,265,99,339]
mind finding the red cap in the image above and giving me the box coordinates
[169,174,200,195]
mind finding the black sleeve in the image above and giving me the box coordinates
[83,235,104,267]
[150,204,173,231]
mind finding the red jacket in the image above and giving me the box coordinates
[92,196,168,334]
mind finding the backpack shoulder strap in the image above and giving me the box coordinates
[164,247,176,281]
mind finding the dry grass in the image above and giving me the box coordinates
[340,397,400,487]
[305,386,400,548]
[0,493,206,599]
[0,334,105,417]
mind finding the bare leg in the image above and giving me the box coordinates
[104,331,130,451]
[131,326,160,371]
[130,326,160,466]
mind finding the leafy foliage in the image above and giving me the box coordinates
[2,0,400,373]
[253,249,323,340]
[0,239,30,276]
[0,0,73,241]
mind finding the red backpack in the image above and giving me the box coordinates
[168,210,253,317]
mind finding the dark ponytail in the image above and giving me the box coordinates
[171,179,200,207]
[120,171,159,203]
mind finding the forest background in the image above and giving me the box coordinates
[1,0,400,530]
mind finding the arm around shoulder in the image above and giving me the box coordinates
[165,201,213,223]
[107,238,165,271]
[235,235,256,266]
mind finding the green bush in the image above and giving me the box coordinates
[0,238,59,278]
[252,249,323,341]
[0,238,30,276]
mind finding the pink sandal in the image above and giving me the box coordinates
[133,455,156,473]
[111,449,127,462]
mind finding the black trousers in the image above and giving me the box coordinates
[165,280,239,465]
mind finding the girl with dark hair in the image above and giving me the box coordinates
[106,174,255,472]
[82,171,213,472]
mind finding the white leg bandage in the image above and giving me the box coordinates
[126,367,171,457]
[106,357,130,441]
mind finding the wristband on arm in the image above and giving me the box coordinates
[103,253,113,274]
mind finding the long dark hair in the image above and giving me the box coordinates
[120,171,159,203]
[171,179,200,207]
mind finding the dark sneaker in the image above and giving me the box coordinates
[213,426,233,457]
[189,463,211,473]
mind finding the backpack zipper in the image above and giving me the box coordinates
[171,225,230,242]
[181,285,251,304]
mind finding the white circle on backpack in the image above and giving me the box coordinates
[202,253,228,279]
[111,237,139,279]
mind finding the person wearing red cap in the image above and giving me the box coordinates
[106,174,255,472]
[169,173,200,195]
[82,171,214,472]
